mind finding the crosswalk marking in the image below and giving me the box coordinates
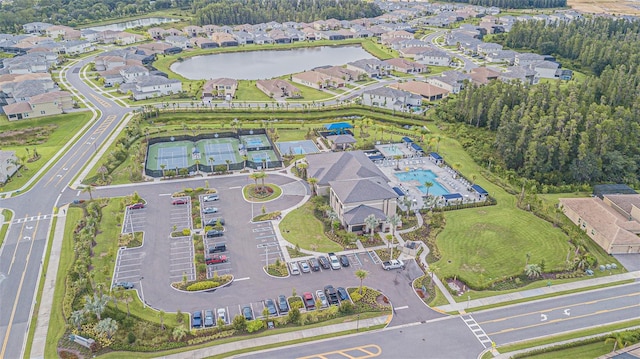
[12,214,52,224]
[462,315,492,348]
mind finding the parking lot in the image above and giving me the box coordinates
[112,246,143,286]
[169,237,195,283]
[253,222,284,266]
[122,206,147,234]
[169,197,192,232]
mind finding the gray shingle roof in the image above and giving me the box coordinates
[306,151,389,186]
[329,177,398,203]
[343,205,387,225]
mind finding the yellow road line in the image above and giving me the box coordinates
[0,214,40,358]
[7,215,28,275]
[297,344,382,359]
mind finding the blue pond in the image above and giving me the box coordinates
[394,170,449,196]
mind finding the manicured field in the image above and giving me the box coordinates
[279,201,342,253]
[520,341,612,359]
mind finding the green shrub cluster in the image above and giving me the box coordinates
[186,281,219,291]
[186,330,235,345]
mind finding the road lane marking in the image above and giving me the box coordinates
[235,277,250,281]
[462,315,492,348]
[8,215,28,275]
[394,306,409,311]
[487,303,640,336]
[297,344,382,359]
[0,213,39,358]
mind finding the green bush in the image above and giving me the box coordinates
[288,307,300,323]
[232,314,247,331]
[246,319,264,333]
[338,301,355,314]
[186,281,218,291]
[182,228,191,236]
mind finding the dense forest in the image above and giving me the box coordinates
[437,0,565,9]
[191,0,383,26]
[437,18,640,187]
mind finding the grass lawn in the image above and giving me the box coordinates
[0,112,93,192]
[280,201,342,252]
[361,39,396,60]
[0,209,13,247]
[518,341,612,359]
[235,80,274,102]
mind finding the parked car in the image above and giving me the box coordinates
[277,294,289,313]
[299,261,311,273]
[328,252,341,270]
[206,217,225,226]
[202,207,218,214]
[191,311,202,328]
[289,262,300,275]
[204,310,214,327]
[339,255,350,267]
[324,285,339,305]
[217,308,227,324]
[203,194,219,202]
[206,229,224,238]
[242,306,253,320]
[303,292,315,310]
[337,287,349,301]
[172,198,187,205]
[264,298,277,316]
[317,256,330,270]
[308,257,320,271]
[113,281,134,289]
[208,243,226,254]
[128,203,144,210]
[315,290,328,308]
[205,254,227,265]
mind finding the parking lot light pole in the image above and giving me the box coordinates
[356,314,360,332]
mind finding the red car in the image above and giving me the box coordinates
[172,198,188,205]
[205,255,227,265]
[303,292,315,310]
[128,203,145,209]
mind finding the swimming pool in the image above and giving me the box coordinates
[394,169,449,196]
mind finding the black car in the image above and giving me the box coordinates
[113,281,134,289]
[308,257,320,271]
[264,299,277,316]
[337,287,349,301]
[324,285,339,305]
[206,217,225,226]
[277,294,289,313]
[208,243,226,254]
[339,255,350,267]
[206,229,224,238]
[317,256,330,270]
[242,306,253,320]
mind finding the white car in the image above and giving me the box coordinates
[289,262,300,275]
[315,290,328,308]
[203,194,219,202]
[299,261,311,273]
[217,308,227,324]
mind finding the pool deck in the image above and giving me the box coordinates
[376,156,480,210]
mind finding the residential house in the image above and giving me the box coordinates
[268,30,291,44]
[211,32,238,47]
[499,66,539,85]
[302,28,318,41]
[380,30,414,45]
[469,67,500,85]
[485,50,518,64]
[530,60,560,79]
[477,42,503,56]
[136,42,175,55]
[559,195,640,254]
[233,31,254,45]
[190,37,218,49]
[384,58,427,74]
[202,78,238,102]
[165,35,191,49]
[361,86,422,111]
[313,66,360,81]
[120,65,149,83]
[148,27,165,39]
[401,47,451,66]
[119,75,182,100]
[0,150,19,184]
[60,40,94,55]
[390,81,449,102]
[3,90,72,120]
[426,70,470,94]
[256,79,301,99]
[45,25,80,40]
[23,22,53,34]
[514,52,545,67]
[291,70,345,90]
[346,59,389,78]
[183,25,204,37]
[115,32,145,45]
[318,31,345,41]
[306,151,399,233]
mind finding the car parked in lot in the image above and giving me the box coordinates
[264,298,277,316]
[172,198,188,205]
[206,229,224,238]
[315,290,328,308]
[202,207,218,214]
[277,295,289,313]
[217,308,227,324]
[204,310,214,327]
[205,254,227,265]
[318,256,330,270]
[303,292,315,310]
[206,217,225,226]
[128,203,145,210]
[324,285,339,305]
[289,262,300,275]
[339,255,350,267]
[208,243,226,254]
[308,257,320,271]
[192,311,202,328]
[328,252,341,270]
[299,261,311,273]
[113,281,134,289]
[203,194,219,202]
[337,287,349,301]
[242,306,253,320]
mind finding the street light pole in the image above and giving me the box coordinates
[356,314,360,332]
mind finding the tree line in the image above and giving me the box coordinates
[436,0,565,9]
[436,17,640,187]
[191,0,383,26]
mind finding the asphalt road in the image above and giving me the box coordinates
[422,30,479,72]
[0,56,131,358]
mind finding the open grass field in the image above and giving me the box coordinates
[0,111,93,192]
[235,80,275,102]
[279,201,342,253]
[568,0,640,15]
[519,341,612,359]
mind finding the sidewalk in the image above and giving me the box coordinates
[30,205,69,359]
[160,315,390,359]
[436,271,640,313]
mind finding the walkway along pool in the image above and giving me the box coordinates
[394,169,450,196]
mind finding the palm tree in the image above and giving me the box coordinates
[97,165,108,182]
[172,325,188,341]
[242,155,248,168]
[249,172,260,192]
[258,171,268,191]
[96,318,118,339]
[401,196,412,219]
[69,310,86,331]
[83,293,109,320]
[386,214,401,259]
[364,214,378,243]
[160,164,166,178]
[297,163,308,179]
[355,269,369,295]
[605,331,633,352]
[225,159,231,172]
[394,155,402,170]
[327,210,339,233]
[159,310,166,330]
[423,181,434,198]
[208,156,215,171]
[524,264,542,279]
[307,177,318,196]
[195,160,200,173]
[81,185,94,200]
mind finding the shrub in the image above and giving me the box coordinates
[232,314,247,331]
[182,228,191,236]
[339,301,355,314]
[186,281,218,291]
[246,319,264,333]
[127,331,136,344]
[288,307,300,323]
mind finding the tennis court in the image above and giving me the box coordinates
[147,141,192,170]
[277,140,320,155]
[247,150,278,162]
[198,138,241,165]
[240,134,270,150]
